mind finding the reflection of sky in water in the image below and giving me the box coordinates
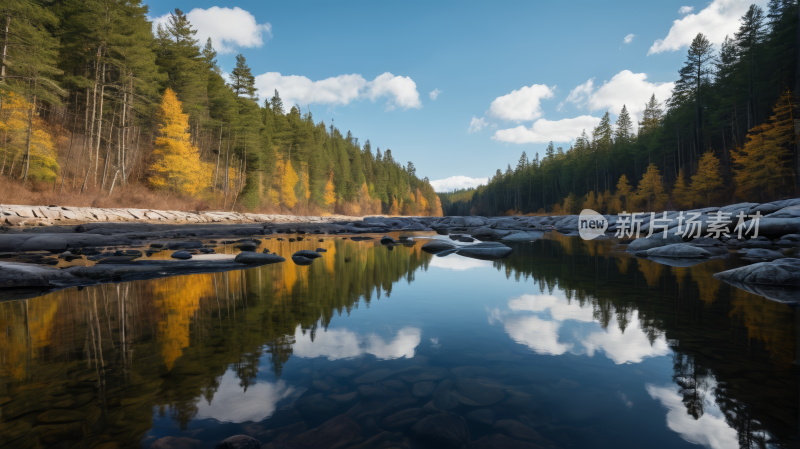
[428,255,492,271]
[292,325,421,360]
[646,378,739,449]
[490,293,670,364]
[194,371,295,423]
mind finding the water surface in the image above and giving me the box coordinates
[0,233,796,448]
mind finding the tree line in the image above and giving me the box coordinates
[0,2,442,216]
[440,2,798,216]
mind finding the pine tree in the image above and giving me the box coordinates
[637,163,668,211]
[691,151,723,206]
[672,33,714,154]
[230,54,257,100]
[639,94,663,135]
[734,4,766,130]
[732,90,796,200]
[614,105,633,142]
[149,89,206,195]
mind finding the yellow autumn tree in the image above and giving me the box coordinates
[389,198,400,215]
[732,90,796,200]
[636,163,668,211]
[615,174,633,212]
[279,156,299,209]
[324,173,337,207]
[671,169,692,209]
[691,151,723,206]
[583,190,598,211]
[432,196,444,217]
[0,92,58,181]
[149,89,205,195]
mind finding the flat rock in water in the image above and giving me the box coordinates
[626,234,683,253]
[381,407,423,430]
[457,243,513,260]
[422,240,456,253]
[411,412,470,448]
[19,235,69,252]
[380,235,397,245]
[455,378,505,405]
[293,250,322,259]
[213,435,260,449]
[0,261,81,288]
[646,244,713,258]
[493,420,548,443]
[468,434,542,449]
[96,255,139,264]
[315,248,327,252]
[433,379,459,410]
[171,250,192,260]
[354,368,394,383]
[713,258,800,287]
[327,391,357,403]
[739,248,785,261]
[412,381,436,397]
[466,409,494,426]
[292,255,315,265]
[234,252,286,265]
[501,231,544,242]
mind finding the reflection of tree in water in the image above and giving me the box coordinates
[493,233,797,448]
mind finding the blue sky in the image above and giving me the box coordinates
[150,0,763,191]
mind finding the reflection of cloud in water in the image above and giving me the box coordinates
[195,371,294,423]
[292,325,421,360]
[429,256,492,271]
[494,294,669,364]
[646,382,738,449]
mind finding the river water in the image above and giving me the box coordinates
[0,233,797,448]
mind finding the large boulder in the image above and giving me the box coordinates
[293,250,322,259]
[19,235,69,253]
[411,412,470,448]
[713,258,800,287]
[457,243,513,260]
[746,198,800,216]
[292,255,315,265]
[234,252,285,265]
[213,435,260,449]
[738,248,785,261]
[0,261,81,288]
[646,244,713,258]
[421,240,456,253]
[626,234,683,253]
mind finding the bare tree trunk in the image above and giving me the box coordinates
[21,96,35,181]
[101,121,113,189]
[60,131,75,198]
[1,15,9,83]
[94,63,106,185]
[109,170,119,195]
[214,123,222,190]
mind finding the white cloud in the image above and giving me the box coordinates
[646,382,739,449]
[365,73,423,110]
[623,34,635,44]
[429,88,442,100]
[489,84,555,122]
[509,294,595,323]
[292,325,421,361]
[467,116,488,133]
[152,7,271,54]
[492,115,601,144]
[254,72,421,110]
[560,71,674,125]
[678,6,695,14]
[504,315,573,355]
[648,0,767,55]
[430,175,488,192]
[194,371,294,422]
[583,311,670,364]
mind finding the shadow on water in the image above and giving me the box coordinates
[0,233,796,448]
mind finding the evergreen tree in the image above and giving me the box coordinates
[671,169,692,209]
[230,54,257,100]
[691,151,723,205]
[636,163,668,211]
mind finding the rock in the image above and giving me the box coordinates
[150,436,200,449]
[411,412,469,448]
[312,380,331,391]
[316,248,328,252]
[382,379,405,389]
[19,235,69,253]
[501,231,544,242]
[752,218,800,236]
[381,408,422,430]
[296,393,337,414]
[237,242,257,252]
[458,236,475,242]
[354,368,394,383]
[170,250,192,260]
[330,368,356,378]
[713,258,800,287]
[775,234,800,247]
[96,256,139,264]
[327,391,357,403]
[454,378,505,405]
[380,235,397,245]
[467,434,542,449]
[493,420,549,443]
[0,261,81,288]
[292,255,314,265]
[432,379,459,410]
[457,243,513,260]
[234,252,286,265]
[421,240,456,253]
[412,381,436,397]
[646,244,713,258]
[466,409,494,426]
[626,234,683,253]
[37,409,86,423]
[293,250,322,259]
[283,415,361,449]
[738,248,785,261]
[213,435,260,449]
[737,236,774,248]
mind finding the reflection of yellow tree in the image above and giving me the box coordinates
[0,297,59,380]
[150,275,207,370]
[690,260,725,305]
[729,287,795,370]
[637,259,664,286]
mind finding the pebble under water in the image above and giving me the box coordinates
[0,232,797,449]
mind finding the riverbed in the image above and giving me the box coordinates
[0,232,796,448]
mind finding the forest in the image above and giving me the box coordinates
[440,2,799,217]
[0,2,443,217]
